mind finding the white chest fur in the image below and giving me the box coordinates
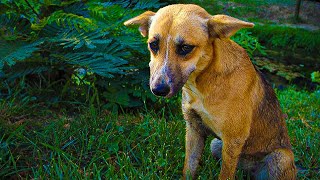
[182,85,223,138]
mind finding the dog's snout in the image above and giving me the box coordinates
[151,83,170,96]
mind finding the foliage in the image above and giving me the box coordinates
[0,0,164,110]
[311,71,320,83]
[254,57,304,81]
[231,30,266,58]
[249,24,320,55]
[0,86,319,178]
[230,0,296,6]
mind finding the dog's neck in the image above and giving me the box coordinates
[210,38,251,74]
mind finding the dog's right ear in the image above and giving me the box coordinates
[124,11,155,37]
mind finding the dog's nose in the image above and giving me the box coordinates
[151,83,170,96]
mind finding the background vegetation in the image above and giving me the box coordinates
[0,0,319,179]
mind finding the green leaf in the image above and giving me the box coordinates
[0,39,44,72]
[311,71,320,83]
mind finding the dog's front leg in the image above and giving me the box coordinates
[183,121,205,179]
[219,136,246,180]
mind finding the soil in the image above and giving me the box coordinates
[261,1,320,30]
[220,0,320,31]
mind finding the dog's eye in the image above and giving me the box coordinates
[177,44,195,56]
[149,40,159,53]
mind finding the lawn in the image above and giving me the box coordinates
[0,87,319,179]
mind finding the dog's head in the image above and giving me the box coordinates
[124,4,253,97]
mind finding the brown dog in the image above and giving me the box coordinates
[124,4,296,180]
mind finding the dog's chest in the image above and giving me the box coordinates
[182,89,223,138]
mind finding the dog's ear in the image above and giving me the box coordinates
[124,11,155,37]
[208,15,254,38]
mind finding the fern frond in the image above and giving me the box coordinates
[64,51,129,78]
[63,1,88,16]
[114,34,147,54]
[32,10,96,31]
[0,0,40,23]
[132,0,164,10]
[88,5,129,31]
[0,39,44,72]
[49,29,110,50]
[0,14,31,40]
[5,64,49,82]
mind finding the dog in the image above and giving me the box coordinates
[124,4,297,180]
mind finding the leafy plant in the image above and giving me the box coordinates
[311,71,320,83]
[231,29,266,58]
[0,0,164,110]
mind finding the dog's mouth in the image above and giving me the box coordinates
[165,82,185,98]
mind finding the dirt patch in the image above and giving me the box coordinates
[220,0,320,31]
[261,1,320,29]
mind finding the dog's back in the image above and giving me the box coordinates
[243,70,292,155]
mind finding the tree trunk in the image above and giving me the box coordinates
[294,0,302,21]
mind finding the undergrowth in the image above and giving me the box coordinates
[250,24,320,55]
[0,86,319,179]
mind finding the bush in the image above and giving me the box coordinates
[0,0,165,111]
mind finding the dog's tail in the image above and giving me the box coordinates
[210,138,222,160]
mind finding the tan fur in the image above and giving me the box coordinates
[125,4,296,180]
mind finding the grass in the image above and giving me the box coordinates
[249,24,320,54]
[0,86,319,179]
[277,87,320,178]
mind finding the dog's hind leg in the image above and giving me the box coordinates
[210,138,222,160]
[253,148,297,180]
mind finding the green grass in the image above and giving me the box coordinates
[249,24,320,54]
[277,87,320,178]
[0,86,319,179]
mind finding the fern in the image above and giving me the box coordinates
[32,10,96,31]
[0,0,40,24]
[64,51,129,78]
[97,6,125,26]
[0,14,32,40]
[0,0,164,110]
[49,29,111,50]
[5,64,49,82]
[133,0,164,10]
[0,40,44,71]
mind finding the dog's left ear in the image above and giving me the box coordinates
[208,15,254,38]
[124,11,156,37]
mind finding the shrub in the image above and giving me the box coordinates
[0,0,164,111]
